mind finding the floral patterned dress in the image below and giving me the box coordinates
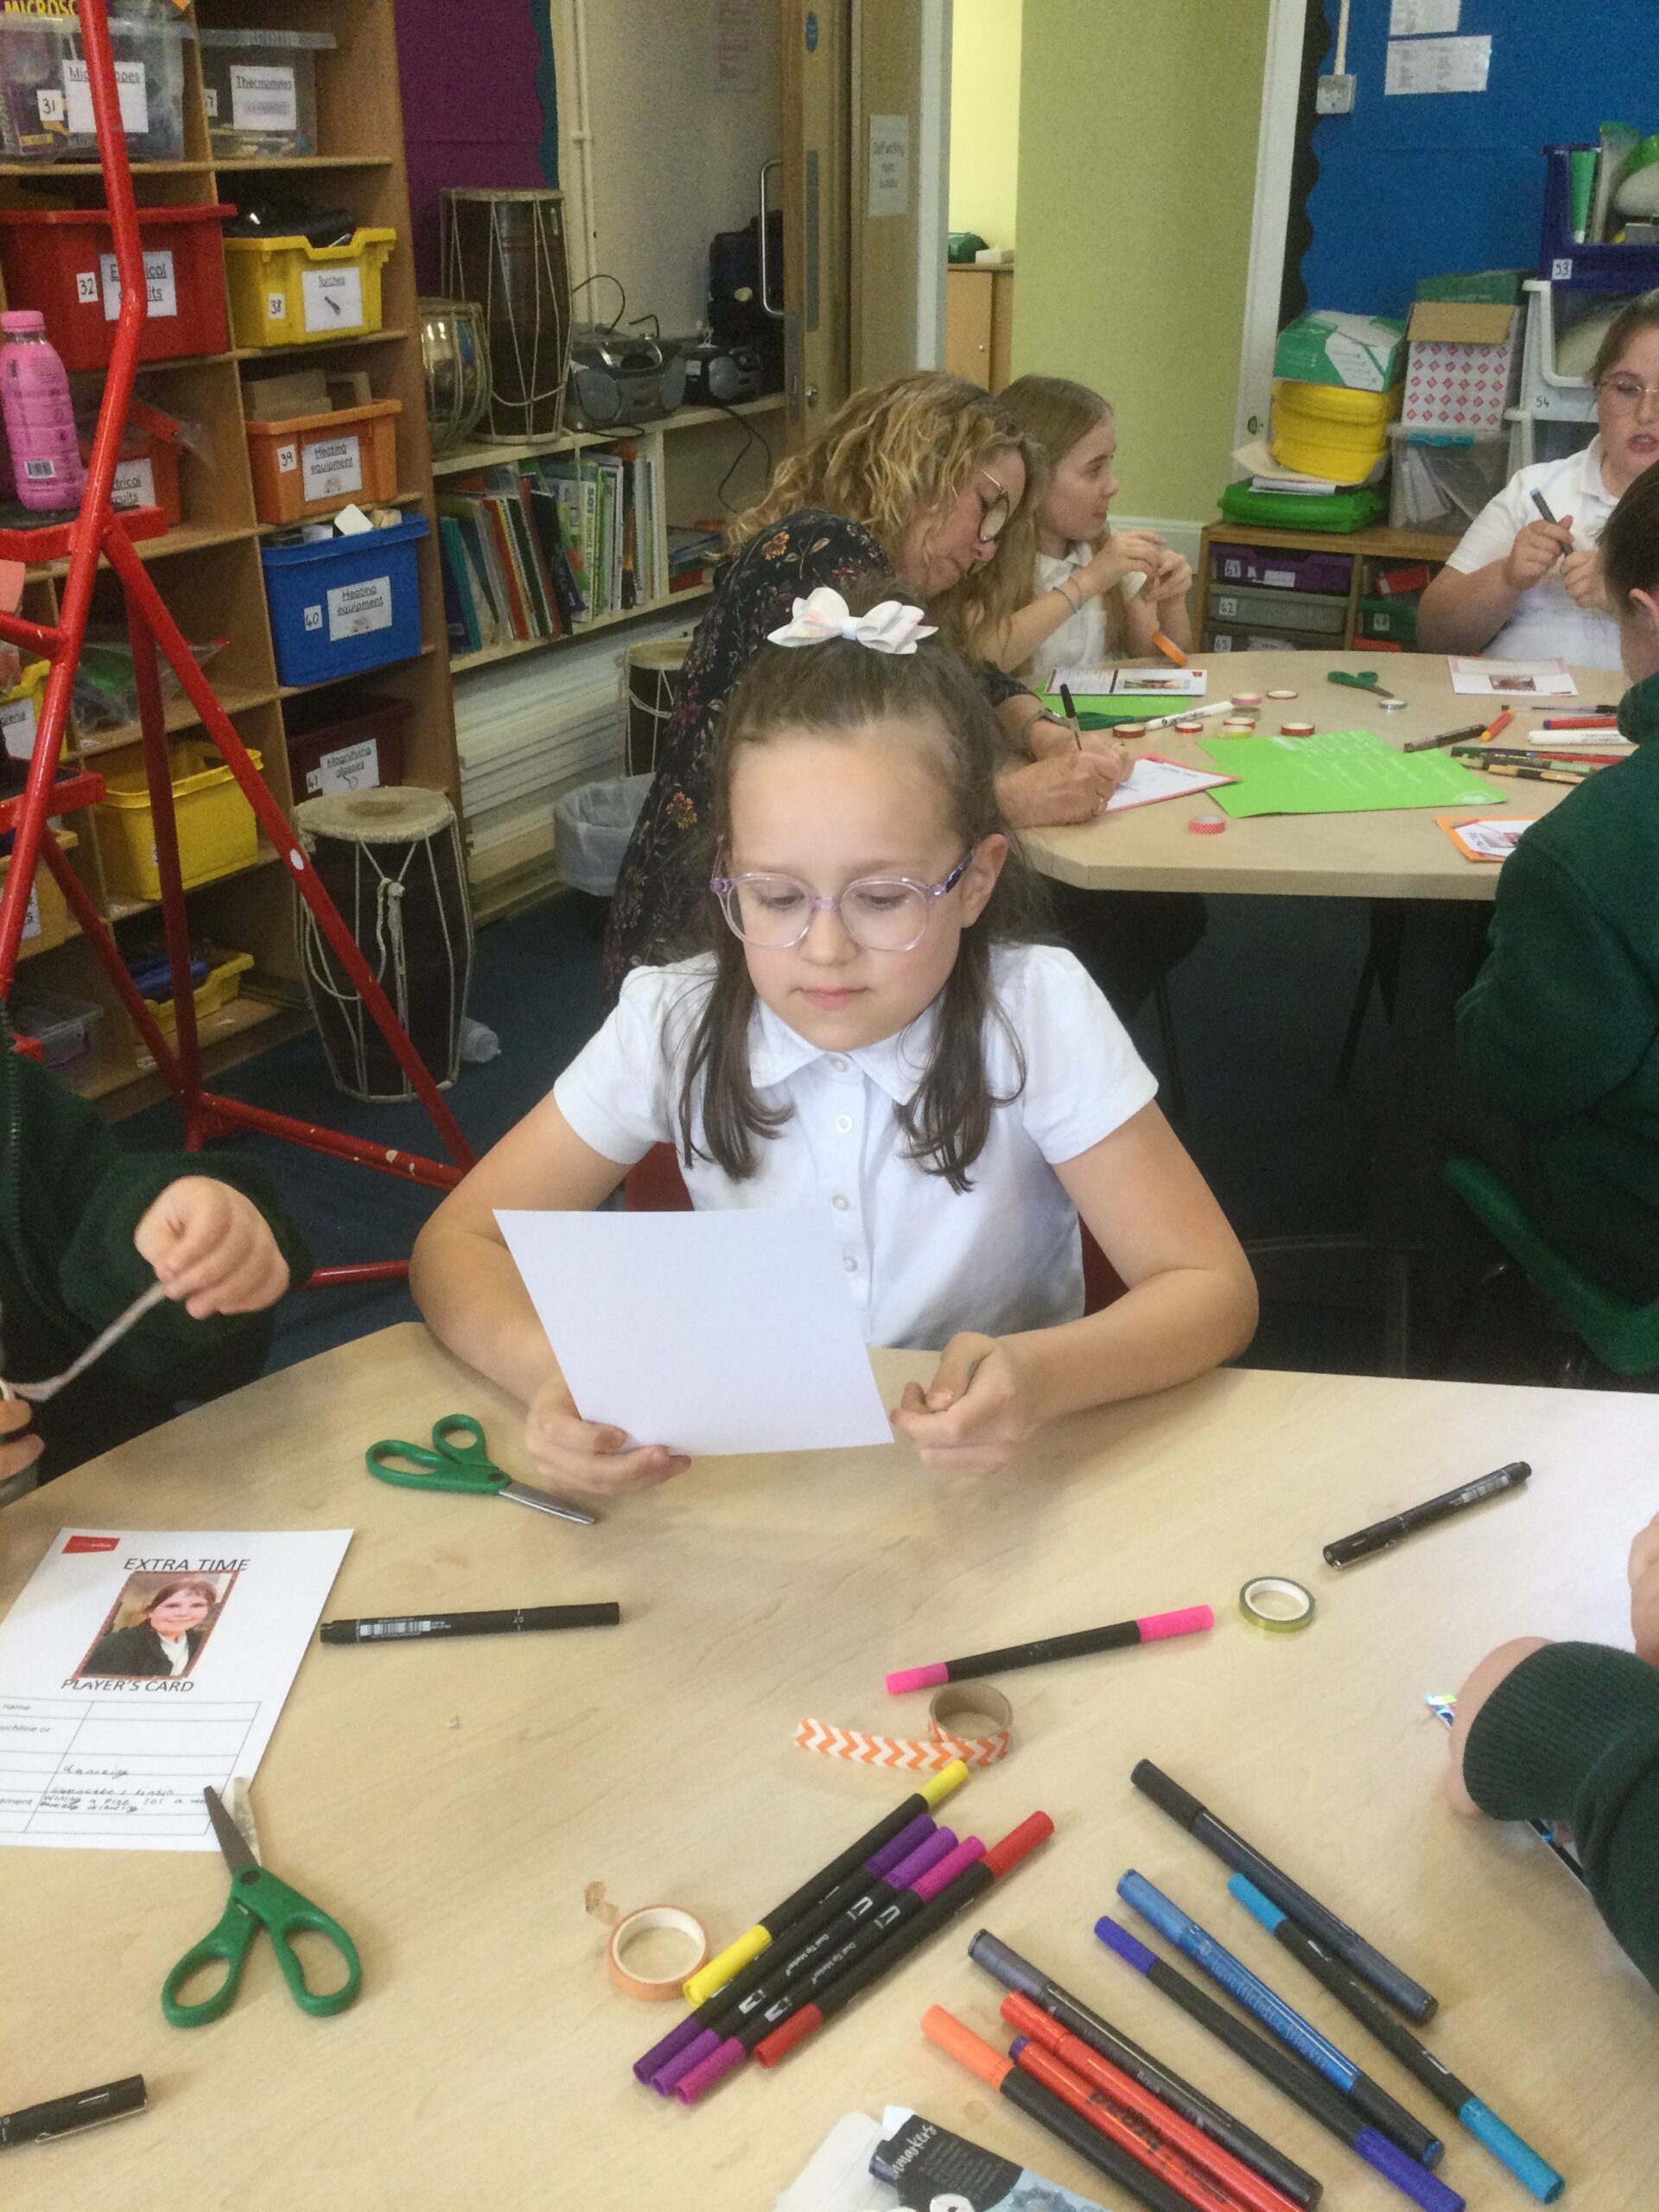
[601,509,1026,998]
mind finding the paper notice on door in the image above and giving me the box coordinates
[302,266,365,334]
[1384,33,1491,94]
[868,114,910,217]
[0,1528,350,1852]
[1389,0,1459,32]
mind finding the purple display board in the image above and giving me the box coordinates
[393,0,558,291]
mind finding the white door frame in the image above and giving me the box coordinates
[914,0,950,368]
[1233,0,1312,448]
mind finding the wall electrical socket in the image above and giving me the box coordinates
[1316,73,1357,114]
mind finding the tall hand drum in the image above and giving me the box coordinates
[294,788,475,1102]
[623,637,691,777]
[441,188,572,442]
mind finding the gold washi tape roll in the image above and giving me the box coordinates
[1239,1575,1316,1632]
[796,1682,1014,1770]
[608,1904,709,2001]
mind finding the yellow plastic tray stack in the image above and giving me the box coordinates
[1271,378,1402,483]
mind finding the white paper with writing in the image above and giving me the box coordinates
[302,266,365,334]
[0,1528,350,1852]
[327,574,392,640]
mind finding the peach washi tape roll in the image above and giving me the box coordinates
[796,1683,1014,1770]
[608,1904,710,2000]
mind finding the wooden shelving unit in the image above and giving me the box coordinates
[1195,520,1460,654]
[0,0,458,1108]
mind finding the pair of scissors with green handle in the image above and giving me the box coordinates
[162,1786,361,2027]
[365,1412,596,1526]
[1328,668,1406,709]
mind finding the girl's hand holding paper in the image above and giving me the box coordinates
[524,1374,690,1501]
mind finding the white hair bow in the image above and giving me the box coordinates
[766,586,937,655]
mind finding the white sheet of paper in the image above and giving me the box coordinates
[1384,32,1491,95]
[1106,756,1236,813]
[1049,665,1207,697]
[497,1209,893,1457]
[0,1528,350,1852]
[1449,658,1577,697]
[1389,0,1459,35]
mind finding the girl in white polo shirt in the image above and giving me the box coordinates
[1419,292,1659,671]
[410,590,1256,1497]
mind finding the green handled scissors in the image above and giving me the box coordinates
[365,1412,595,1526]
[1328,668,1406,709]
[162,1786,361,2028]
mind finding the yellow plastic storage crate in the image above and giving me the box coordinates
[1271,378,1402,484]
[94,742,263,902]
[143,946,255,1038]
[0,825,77,956]
[224,227,396,350]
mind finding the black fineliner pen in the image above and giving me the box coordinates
[320,1602,620,1644]
[1059,682,1082,748]
[1324,1462,1531,1570]
[1530,490,1559,525]
[0,2075,147,2149]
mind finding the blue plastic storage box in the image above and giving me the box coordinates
[261,515,428,686]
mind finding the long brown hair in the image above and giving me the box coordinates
[670,630,1050,1193]
[1592,289,1659,385]
[995,373,1131,663]
[722,371,1042,655]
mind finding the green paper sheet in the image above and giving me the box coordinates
[1198,729,1503,818]
[1039,690,1186,728]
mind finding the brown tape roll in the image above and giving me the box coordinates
[607,1904,709,2001]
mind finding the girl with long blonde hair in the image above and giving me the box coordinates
[602,372,1127,997]
[988,376,1194,679]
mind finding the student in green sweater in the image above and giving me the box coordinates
[1445,1510,1659,1994]
[1456,459,1659,1302]
[0,1001,308,1495]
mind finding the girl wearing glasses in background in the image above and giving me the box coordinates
[412,598,1255,1500]
[1418,290,1659,671]
[602,372,1128,1003]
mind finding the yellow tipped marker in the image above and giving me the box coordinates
[680,1758,970,2003]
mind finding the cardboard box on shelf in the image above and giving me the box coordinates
[1274,310,1407,394]
[1402,302,1521,434]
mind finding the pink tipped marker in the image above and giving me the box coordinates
[886,1605,1214,1695]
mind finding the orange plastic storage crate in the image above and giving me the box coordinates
[245,398,400,524]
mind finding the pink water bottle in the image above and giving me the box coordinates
[0,310,85,512]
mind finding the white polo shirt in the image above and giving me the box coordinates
[554,944,1158,1351]
[1445,436,1623,670]
[1031,542,1144,682]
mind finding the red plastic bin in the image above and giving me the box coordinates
[284,692,409,800]
[0,204,232,371]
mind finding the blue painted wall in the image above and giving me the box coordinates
[1299,1,1656,320]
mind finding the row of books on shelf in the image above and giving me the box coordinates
[436,443,668,658]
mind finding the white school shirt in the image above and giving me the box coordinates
[158,1633,190,1676]
[1444,436,1623,671]
[1031,543,1147,681]
[554,944,1158,1351]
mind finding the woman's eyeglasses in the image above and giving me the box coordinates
[975,470,1012,543]
[711,847,977,950]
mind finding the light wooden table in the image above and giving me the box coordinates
[1025,650,1618,899]
[5,1325,1657,2207]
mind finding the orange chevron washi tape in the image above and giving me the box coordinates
[797,1683,1014,1770]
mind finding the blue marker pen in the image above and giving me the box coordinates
[1227,1875,1563,2203]
[1094,1913,1464,2212]
[1117,1872,1443,2165]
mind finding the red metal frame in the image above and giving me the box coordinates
[0,1,475,1281]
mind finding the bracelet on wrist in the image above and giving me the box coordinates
[1055,575,1083,615]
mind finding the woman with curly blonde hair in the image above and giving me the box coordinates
[602,372,1128,996]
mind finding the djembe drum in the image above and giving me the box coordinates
[418,296,491,456]
[441,188,572,443]
[294,788,474,1102]
[623,637,691,777]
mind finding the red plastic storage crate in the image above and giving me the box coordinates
[0,203,232,369]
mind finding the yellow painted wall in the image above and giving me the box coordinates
[1013,0,1268,522]
[950,0,1021,248]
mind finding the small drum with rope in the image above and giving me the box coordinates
[623,637,691,778]
[294,789,474,1102]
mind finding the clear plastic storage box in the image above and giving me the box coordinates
[0,4,192,165]
[198,28,335,160]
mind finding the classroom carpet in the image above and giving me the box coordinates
[118,887,1549,1385]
